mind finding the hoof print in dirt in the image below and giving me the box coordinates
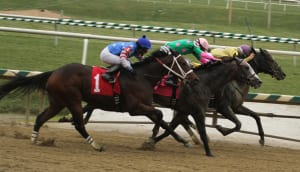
[39,138,56,147]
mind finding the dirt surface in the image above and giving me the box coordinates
[0,120,300,172]
[0,9,299,172]
[0,9,70,18]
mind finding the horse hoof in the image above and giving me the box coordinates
[259,139,265,146]
[206,153,214,157]
[184,142,193,148]
[98,145,105,152]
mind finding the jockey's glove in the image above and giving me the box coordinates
[160,46,172,55]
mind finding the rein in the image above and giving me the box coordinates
[155,54,193,80]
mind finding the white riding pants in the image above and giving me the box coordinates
[100,47,132,70]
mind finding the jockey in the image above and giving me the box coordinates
[210,44,256,62]
[160,37,220,86]
[100,35,152,83]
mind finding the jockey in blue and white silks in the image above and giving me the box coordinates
[100,35,152,83]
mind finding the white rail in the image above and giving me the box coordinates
[1,26,299,65]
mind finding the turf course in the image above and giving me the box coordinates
[0,0,299,113]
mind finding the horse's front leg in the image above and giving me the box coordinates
[153,112,192,147]
[129,106,189,148]
[234,105,265,145]
[190,112,213,157]
[215,105,241,136]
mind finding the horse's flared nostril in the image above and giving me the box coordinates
[255,80,263,89]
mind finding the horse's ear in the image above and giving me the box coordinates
[251,46,257,55]
[259,48,265,55]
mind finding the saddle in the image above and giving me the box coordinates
[91,66,120,96]
[154,75,181,106]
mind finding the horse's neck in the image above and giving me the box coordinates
[135,63,167,87]
[197,63,238,93]
[229,80,250,97]
[249,54,262,74]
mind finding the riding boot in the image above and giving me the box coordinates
[102,65,121,83]
[165,74,178,87]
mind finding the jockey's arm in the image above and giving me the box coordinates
[244,52,255,62]
[120,47,134,71]
[120,47,131,59]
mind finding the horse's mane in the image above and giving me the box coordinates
[132,49,166,68]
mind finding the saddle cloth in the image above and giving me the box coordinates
[154,75,180,99]
[91,66,120,96]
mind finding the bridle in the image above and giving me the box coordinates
[233,57,256,80]
[155,54,194,80]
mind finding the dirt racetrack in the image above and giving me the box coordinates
[0,120,300,172]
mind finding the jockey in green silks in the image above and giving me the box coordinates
[160,38,220,86]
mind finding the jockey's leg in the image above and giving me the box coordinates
[165,73,178,87]
[102,65,121,83]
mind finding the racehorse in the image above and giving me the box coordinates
[149,57,262,149]
[167,48,286,146]
[211,48,286,145]
[0,50,198,152]
[71,57,262,156]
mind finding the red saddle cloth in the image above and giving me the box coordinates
[91,66,120,96]
[154,75,180,99]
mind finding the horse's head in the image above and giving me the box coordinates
[149,50,199,81]
[249,48,286,80]
[235,57,262,89]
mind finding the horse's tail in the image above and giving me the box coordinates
[0,71,53,99]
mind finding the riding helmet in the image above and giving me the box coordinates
[137,35,152,49]
[194,38,209,51]
[239,44,252,57]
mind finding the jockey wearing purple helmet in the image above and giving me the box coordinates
[100,35,151,83]
[210,44,255,62]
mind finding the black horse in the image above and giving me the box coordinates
[71,57,262,156]
[169,48,286,146]
[211,48,286,145]
[0,50,198,151]
[150,57,263,148]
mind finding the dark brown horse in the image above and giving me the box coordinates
[0,50,198,151]
[73,57,262,156]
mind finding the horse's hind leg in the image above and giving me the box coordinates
[67,103,104,151]
[234,105,265,145]
[82,105,94,124]
[32,105,64,144]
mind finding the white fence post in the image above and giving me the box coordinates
[267,0,272,29]
[293,44,297,66]
[82,38,89,65]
